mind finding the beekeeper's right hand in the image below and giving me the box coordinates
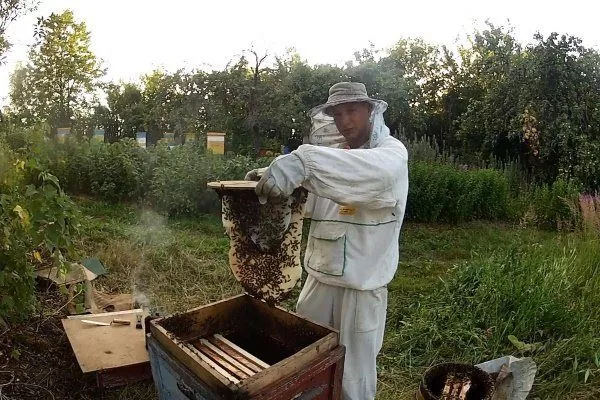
[244,167,268,181]
[255,154,306,204]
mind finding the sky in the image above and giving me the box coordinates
[0,0,599,105]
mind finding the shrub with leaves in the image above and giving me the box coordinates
[86,139,149,201]
[150,144,266,215]
[0,149,79,319]
[21,131,585,229]
[31,137,151,202]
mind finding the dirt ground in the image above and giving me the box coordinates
[0,283,156,400]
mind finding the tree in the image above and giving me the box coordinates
[454,22,522,161]
[9,10,104,131]
[246,49,269,154]
[142,70,188,144]
[91,82,146,142]
[0,0,37,62]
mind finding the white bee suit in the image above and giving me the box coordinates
[295,102,409,400]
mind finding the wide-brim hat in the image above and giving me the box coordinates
[309,82,388,117]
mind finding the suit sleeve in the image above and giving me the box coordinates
[293,139,408,209]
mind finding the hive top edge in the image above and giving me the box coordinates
[207,181,258,191]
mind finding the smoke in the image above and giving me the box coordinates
[132,208,170,246]
[133,291,150,309]
[130,208,171,315]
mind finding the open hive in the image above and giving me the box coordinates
[146,181,343,399]
[148,294,342,399]
[207,180,308,304]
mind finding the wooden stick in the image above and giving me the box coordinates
[196,342,250,380]
[67,309,144,319]
[213,334,270,369]
[209,337,264,374]
[80,319,110,326]
[184,342,240,385]
[200,339,256,377]
[458,381,471,399]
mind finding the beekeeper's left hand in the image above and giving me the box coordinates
[244,167,268,181]
[255,154,306,204]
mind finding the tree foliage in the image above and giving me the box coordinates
[6,15,600,190]
[9,10,103,130]
[0,0,37,61]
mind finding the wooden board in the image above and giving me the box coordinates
[208,336,264,374]
[201,338,258,376]
[239,332,338,396]
[251,345,345,400]
[62,309,148,373]
[212,334,270,370]
[96,362,153,389]
[148,334,345,400]
[207,180,257,190]
[150,320,238,396]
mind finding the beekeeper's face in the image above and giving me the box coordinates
[331,102,372,149]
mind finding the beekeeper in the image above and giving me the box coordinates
[245,82,409,400]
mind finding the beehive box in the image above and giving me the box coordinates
[148,294,344,399]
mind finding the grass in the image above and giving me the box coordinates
[70,198,599,399]
[75,198,241,314]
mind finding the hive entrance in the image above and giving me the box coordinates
[208,181,308,304]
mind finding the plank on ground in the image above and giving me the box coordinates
[61,309,148,373]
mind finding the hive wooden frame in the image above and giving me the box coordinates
[207,181,258,191]
[149,294,339,398]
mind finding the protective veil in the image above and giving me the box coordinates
[305,99,390,149]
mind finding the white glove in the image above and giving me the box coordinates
[255,154,306,204]
[244,167,268,181]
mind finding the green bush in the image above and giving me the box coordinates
[27,135,269,214]
[30,137,152,202]
[12,129,584,228]
[0,146,79,319]
[406,161,510,222]
[0,139,17,192]
[150,144,265,215]
[0,124,48,156]
[29,136,91,194]
[86,139,150,201]
[401,134,458,164]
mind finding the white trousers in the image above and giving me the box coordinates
[296,275,388,400]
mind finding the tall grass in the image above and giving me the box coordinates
[521,179,582,231]
[383,235,600,399]
[401,133,456,165]
[407,161,510,222]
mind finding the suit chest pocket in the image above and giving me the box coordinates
[306,221,347,276]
